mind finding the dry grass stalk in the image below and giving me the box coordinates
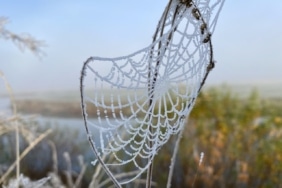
[0,129,52,184]
[1,15,46,187]
[0,17,46,56]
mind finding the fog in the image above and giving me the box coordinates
[1,1,282,93]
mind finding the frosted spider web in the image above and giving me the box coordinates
[80,0,225,186]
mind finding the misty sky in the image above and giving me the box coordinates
[1,1,282,92]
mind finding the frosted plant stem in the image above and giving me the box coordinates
[63,152,74,187]
[147,1,176,187]
[0,71,19,187]
[192,152,204,187]
[48,141,58,174]
[167,2,216,186]
[0,129,52,184]
[15,120,19,188]
[146,152,154,188]
[166,126,185,188]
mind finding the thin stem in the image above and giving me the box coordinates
[0,129,52,184]
[0,71,19,187]
[166,1,216,186]
[15,121,19,188]
[190,2,215,94]
[166,125,185,188]
[146,1,175,187]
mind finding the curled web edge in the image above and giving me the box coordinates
[80,57,122,188]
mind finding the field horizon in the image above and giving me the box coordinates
[1,82,281,100]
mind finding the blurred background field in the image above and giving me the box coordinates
[1,84,282,187]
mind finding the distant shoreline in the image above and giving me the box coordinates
[14,99,134,118]
[1,83,281,118]
[1,83,282,99]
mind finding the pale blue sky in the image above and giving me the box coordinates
[1,1,282,92]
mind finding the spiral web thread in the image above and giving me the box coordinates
[80,0,225,186]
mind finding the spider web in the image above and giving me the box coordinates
[80,0,225,185]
